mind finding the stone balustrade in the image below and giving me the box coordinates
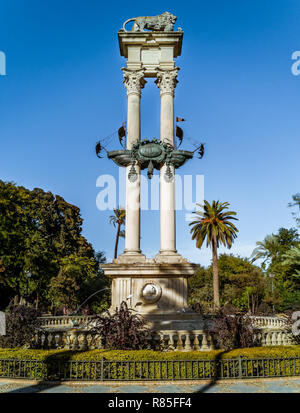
[39,315,96,328]
[35,315,292,351]
[39,314,288,329]
[33,327,294,351]
[249,316,287,328]
[34,329,216,351]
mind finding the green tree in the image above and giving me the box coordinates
[188,254,267,314]
[0,180,101,311]
[48,254,96,312]
[188,265,213,313]
[109,208,125,259]
[78,251,111,313]
[282,246,300,279]
[189,201,239,308]
[251,235,281,269]
[251,228,299,270]
[251,227,300,311]
[288,193,300,226]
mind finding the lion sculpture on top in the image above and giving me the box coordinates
[122,12,177,33]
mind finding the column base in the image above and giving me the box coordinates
[155,251,187,264]
[115,251,146,264]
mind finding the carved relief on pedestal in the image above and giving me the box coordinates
[141,281,162,304]
[122,68,146,95]
[155,68,179,96]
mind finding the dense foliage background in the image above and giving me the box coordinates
[188,227,300,314]
[0,180,110,314]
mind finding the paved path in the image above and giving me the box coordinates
[0,377,299,393]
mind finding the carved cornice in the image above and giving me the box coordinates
[122,68,146,96]
[155,68,179,96]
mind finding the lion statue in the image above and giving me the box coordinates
[122,12,177,32]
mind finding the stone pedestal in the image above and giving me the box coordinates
[102,258,198,321]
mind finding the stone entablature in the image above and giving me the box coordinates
[118,31,183,76]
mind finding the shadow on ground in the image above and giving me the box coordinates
[195,350,228,393]
[7,350,74,393]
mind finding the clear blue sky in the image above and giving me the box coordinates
[1,0,300,265]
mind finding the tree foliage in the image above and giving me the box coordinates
[0,180,108,312]
[109,208,125,259]
[250,226,300,311]
[189,254,267,314]
[189,200,238,308]
[288,193,300,227]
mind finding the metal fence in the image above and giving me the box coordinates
[0,357,300,381]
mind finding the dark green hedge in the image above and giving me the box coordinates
[0,346,300,361]
[0,347,299,381]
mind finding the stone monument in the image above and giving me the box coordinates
[101,13,202,331]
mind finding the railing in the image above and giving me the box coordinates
[0,356,299,381]
[39,314,288,329]
[33,328,294,352]
[34,330,215,351]
[39,315,96,328]
[249,316,287,328]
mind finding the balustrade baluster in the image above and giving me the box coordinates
[193,333,200,351]
[177,334,183,351]
[266,333,271,346]
[184,332,192,351]
[201,332,209,350]
[168,332,175,351]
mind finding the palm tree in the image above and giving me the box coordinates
[189,200,239,308]
[282,246,300,279]
[250,235,280,269]
[109,208,126,259]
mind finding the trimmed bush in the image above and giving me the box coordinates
[1,346,300,361]
[0,346,299,381]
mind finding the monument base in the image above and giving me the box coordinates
[102,256,199,329]
[144,312,206,331]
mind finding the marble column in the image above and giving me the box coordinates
[156,68,179,256]
[122,68,146,256]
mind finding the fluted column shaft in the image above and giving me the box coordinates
[122,69,146,254]
[156,68,179,254]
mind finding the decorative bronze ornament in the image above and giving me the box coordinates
[107,138,194,181]
[128,163,138,182]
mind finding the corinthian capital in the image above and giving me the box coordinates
[122,68,146,96]
[155,68,179,96]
